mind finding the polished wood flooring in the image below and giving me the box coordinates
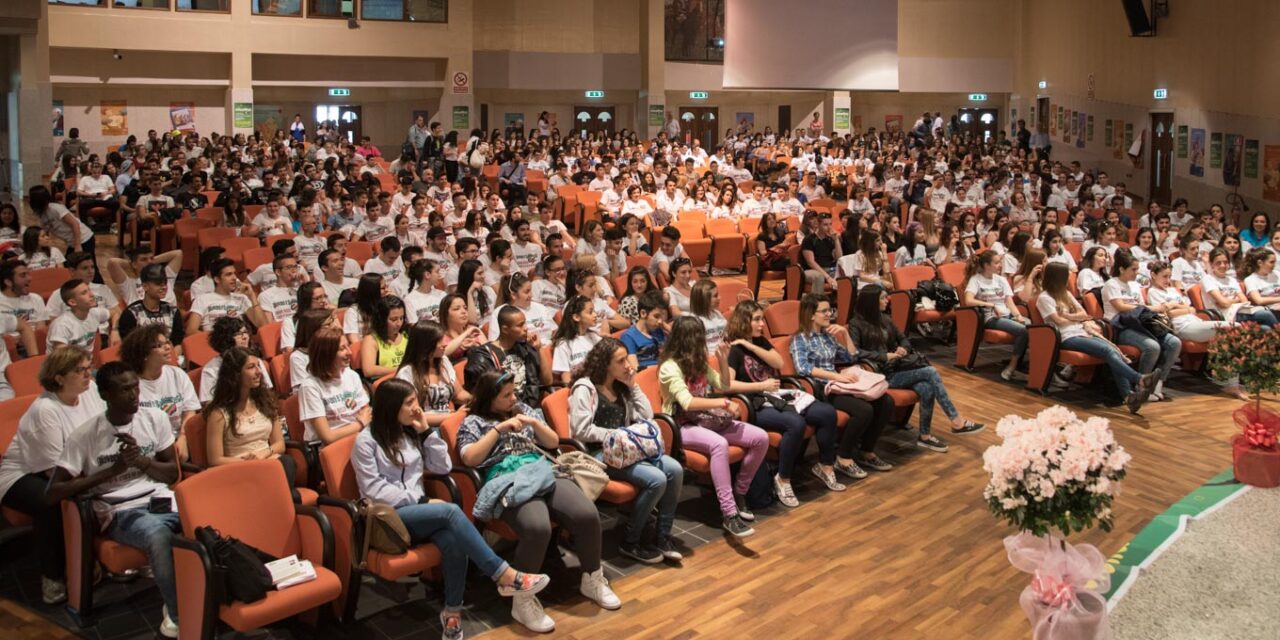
[482,277,1255,640]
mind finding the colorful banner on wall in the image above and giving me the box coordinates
[1209,132,1223,168]
[52,100,64,137]
[1245,139,1259,180]
[1076,112,1086,149]
[451,105,469,130]
[169,102,196,132]
[1063,109,1072,144]
[884,114,902,133]
[1086,115,1094,142]
[101,100,128,136]
[648,104,665,127]
[833,107,850,130]
[1176,125,1188,158]
[1223,134,1244,187]
[735,112,755,132]
[253,105,285,143]
[1263,145,1280,201]
[232,103,253,129]
[1189,128,1206,177]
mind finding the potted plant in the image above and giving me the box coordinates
[983,405,1130,639]
[1209,323,1280,487]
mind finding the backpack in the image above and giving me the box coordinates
[194,526,276,605]
[355,498,411,559]
[916,279,959,312]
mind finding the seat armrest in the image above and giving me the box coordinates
[555,437,591,454]
[423,473,463,507]
[295,505,335,571]
[172,535,217,640]
[651,413,685,464]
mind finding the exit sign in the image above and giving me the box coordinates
[584,90,605,99]
[968,93,988,102]
[328,88,350,97]
[689,91,709,100]
[1153,88,1168,100]
[1038,80,1048,89]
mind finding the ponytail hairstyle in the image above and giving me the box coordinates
[1082,246,1108,272]
[1110,248,1136,280]
[550,295,592,346]
[1241,247,1275,280]
[496,271,531,307]
[964,249,999,284]
[408,259,436,290]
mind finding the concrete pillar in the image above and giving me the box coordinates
[638,0,665,139]
[437,53,474,136]
[16,1,51,196]
[226,48,253,137]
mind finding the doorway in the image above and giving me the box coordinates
[314,104,362,144]
[679,106,719,149]
[957,108,999,142]
[1036,97,1050,136]
[778,105,792,134]
[572,106,616,137]
[1149,112,1174,207]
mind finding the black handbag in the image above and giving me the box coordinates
[884,351,930,374]
[195,526,277,605]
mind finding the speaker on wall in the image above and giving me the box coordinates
[1121,0,1154,36]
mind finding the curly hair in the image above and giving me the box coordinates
[577,336,628,396]
[120,324,169,373]
[660,315,709,381]
[725,300,764,343]
[209,315,256,354]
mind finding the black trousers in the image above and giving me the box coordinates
[828,394,894,458]
[1,474,64,579]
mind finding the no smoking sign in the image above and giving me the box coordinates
[452,72,470,94]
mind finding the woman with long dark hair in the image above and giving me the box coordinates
[199,316,273,403]
[359,296,408,380]
[355,378,550,637]
[397,319,471,418]
[203,346,294,490]
[455,258,496,326]
[21,227,63,270]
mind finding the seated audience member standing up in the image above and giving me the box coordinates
[29,185,98,282]
[356,378,551,638]
[464,305,549,421]
[569,338,685,564]
[457,370,618,633]
[801,211,841,294]
[789,293,895,478]
[1037,263,1156,413]
[0,346,103,605]
[1102,250,1182,401]
[199,316,273,403]
[962,251,1030,381]
[621,290,668,370]
[360,296,409,381]
[187,257,264,334]
[48,278,118,351]
[121,325,200,454]
[659,316,769,538]
[725,300,843,507]
[849,285,984,455]
[203,345,294,496]
[687,279,728,352]
[551,295,601,385]
[44,362,182,637]
[299,325,370,444]
[489,272,557,343]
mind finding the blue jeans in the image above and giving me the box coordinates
[1062,336,1140,397]
[1238,308,1277,328]
[595,453,683,544]
[755,402,838,478]
[887,366,958,436]
[395,502,509,609]
[107,509,181,619]
[986,316,1029,361]
[1116,328,1181,382]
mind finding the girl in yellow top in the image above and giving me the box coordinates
[360,295,408,380]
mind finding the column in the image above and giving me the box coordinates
[830,91,851,136]
[437,54,474,136]
[17,1,51,197]
[638,0,666,139]
[226,48,253,137]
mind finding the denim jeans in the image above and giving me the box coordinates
[107,509,181,619]
[596,453,683,544]
[1061,336,1140,397]
[396,502,509,609]
[1116,328,1181,382]
[887,366,958,436]
[754,402,838,478]
[986,316,1029,361]
[1238,308,1278,328]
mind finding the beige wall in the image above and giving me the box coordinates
[1015,0,1280,212]
[473,0,640,54]
[475,89,637,137]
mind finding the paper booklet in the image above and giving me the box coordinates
[265,555,317,590]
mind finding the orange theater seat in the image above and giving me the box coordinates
[541,388,637,504]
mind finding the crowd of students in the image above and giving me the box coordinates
[1,117,1276,639]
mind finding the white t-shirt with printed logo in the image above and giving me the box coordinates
[294,235,327,273]
[1244,272,1280,309]
[1101,278,1143,321]
[46,283,116,332]
[511,241,544,274]
[138,365,201,437]
[191,291,252,331]
[1170,257,1205,289]
[0,386,105,502]
[56,408,175,526]
[693,311,728,352]
[257,286,298,322]
[1036,292,1087,340]
[487,302,558,343]
[1200,273,1243,314]
[48,308,111,351]
[199,355,274,403]
[0,292,47,334]
[405,288,446,324]
[299,368,369,442]
[552,333,601,374]
[123,265,178,306]
[965,273,1014,316]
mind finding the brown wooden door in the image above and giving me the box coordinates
[957,108,998,143]
[1036,97,1050,136]
[1149,112,1174,207]
[336,105,362,145]
[572,106,616,137]
[678,106,718,149]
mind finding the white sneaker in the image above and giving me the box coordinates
[579,568,621,610]
[511,593,555,633]
[41,577,67,605]
[1001,367,1027,382]
[159,605,179,639]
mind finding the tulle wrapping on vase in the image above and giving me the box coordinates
[1231,404,1280,488]
[1005,532,1113,640]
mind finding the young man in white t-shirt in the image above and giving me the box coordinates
[317,249,359,304]
[252,199,293,239]
[0,260,47,336]
[648,227,687,281]
[256,254,304,323]
[363,236,408,297]
[48,279,117,351]
[509,219,544,275]
[248,238,311,291]
[46,252,118,332]
[356,196,394,244]
[596,226,628,283]
[45,363,181,638]
[187,258,262,334]
[404,261,446,324]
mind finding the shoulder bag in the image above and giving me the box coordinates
[602,419,665,469]
[825,366,888,400]
[355,498,412,559]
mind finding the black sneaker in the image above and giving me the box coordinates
[917,434,949,453]
[618,541,663,564]
[1125,376,1157,415]
[834,459,868,480]
[722,515,755,538]
[734,495,756,522]
[857,453,894,472]
[951,421,985,435]
[654,537,684,562]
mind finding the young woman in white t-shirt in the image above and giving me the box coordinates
[21,227,64,271]
[894,222,931,268]
[1202,247,1277,327]
[298,326,370,444]
[664,257,695,317]
[487,273,558,344]
[836,231,889,292]
[1101,250,1182,401]
[1129,227,1163,285]
[1243,247,1280,311]
[1081,222,1120,262]
[1037,263,1154,412]
[550,295,601,384]
[1001,231,1032,276]
[709,187,736,220]
[1041,230,1078,272]
[933,222,972,265]
[961,251,1028,381]
[1147,261,1240,399]
[121,325,200,449]
[688,280,728,353]
[1060,208,1089,244]
[620,186,654,221]
[1077,246,1109,294]
[1169,234,1206,292]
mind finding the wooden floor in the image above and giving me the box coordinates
[481,279,1256,640]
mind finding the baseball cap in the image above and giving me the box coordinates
[140,264,168,284]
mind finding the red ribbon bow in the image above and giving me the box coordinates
[1234,405,1280,451]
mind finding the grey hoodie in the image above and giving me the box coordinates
[568,377,654,446]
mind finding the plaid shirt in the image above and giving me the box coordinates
[789,331,853,388]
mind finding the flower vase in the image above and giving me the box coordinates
[1231,435,1280,488]
[1005,532,1113,640]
